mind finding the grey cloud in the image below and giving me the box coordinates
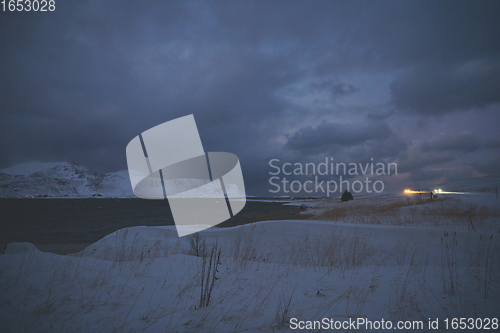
[1,1,499,194]
[485,139,500,149]
[391,61,500,115]
[409,166,478,184]
[310,80,359,98]
[409,169,447,182]
[421,132,481,153]
[397,145,457,173]
[396,131,496,179]
[332,83,359,97]
[313,1,500,75]
[471,157,500,175]
[347,135,409,161]
[285,120,391,154]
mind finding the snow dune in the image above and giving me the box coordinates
[1,214,499,332]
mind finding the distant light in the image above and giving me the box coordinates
[403,189,430,194]
[405,188,465,195]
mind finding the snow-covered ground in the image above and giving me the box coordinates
[1,190,499,332]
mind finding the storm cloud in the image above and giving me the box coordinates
[421,132,481,153]
[285,120,392,153]
[391,62,500,115]
[1,0,499,194]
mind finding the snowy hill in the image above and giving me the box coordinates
[1,218,499,332]
[0,162,245,198]
[0,162,133,198]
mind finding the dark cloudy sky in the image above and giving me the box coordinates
[1,1,499,195]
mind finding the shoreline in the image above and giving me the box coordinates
[0,199,313,255]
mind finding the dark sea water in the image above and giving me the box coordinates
[0,199,310,254]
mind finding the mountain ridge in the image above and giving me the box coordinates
[0,162,132,198]
[0,161,247,198]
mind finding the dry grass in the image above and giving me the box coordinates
[313,196,500,231]
[314,196,434,221]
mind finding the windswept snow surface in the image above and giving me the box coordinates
[1,215,499,332]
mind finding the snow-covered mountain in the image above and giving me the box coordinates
[0,161,246,199]
[0,162,133,198]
